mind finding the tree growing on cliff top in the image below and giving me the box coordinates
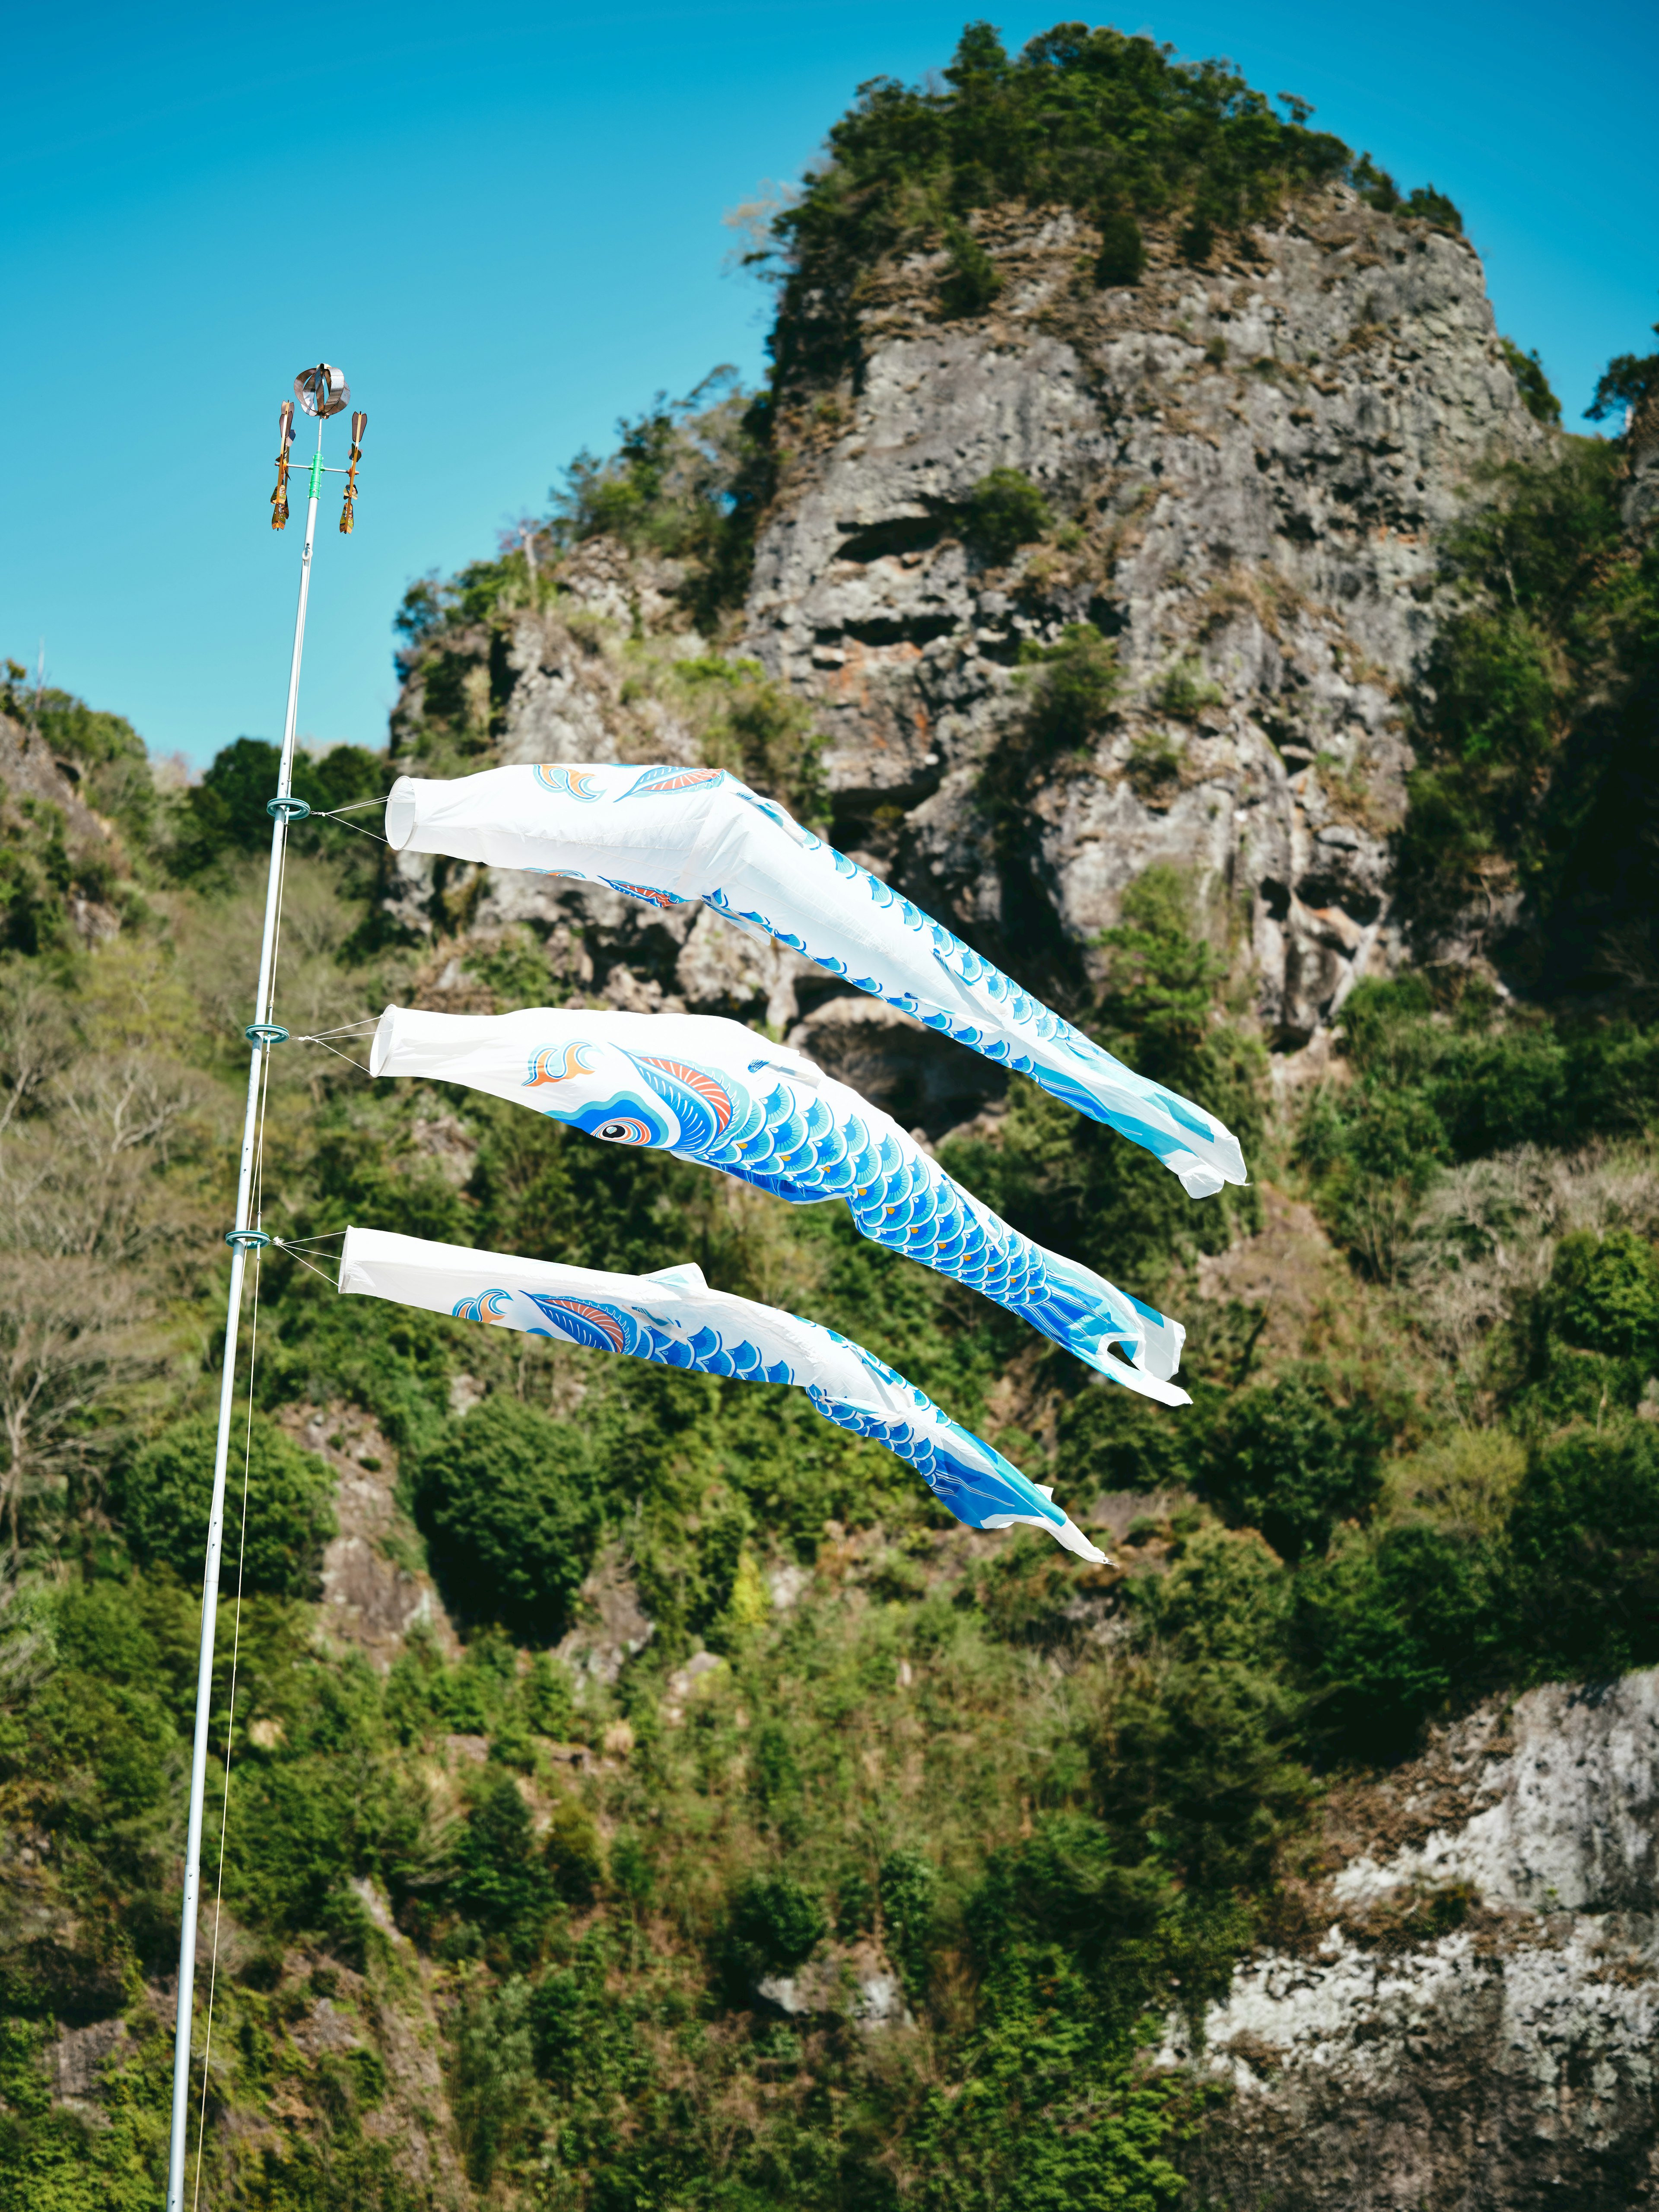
[760,21,1459,385]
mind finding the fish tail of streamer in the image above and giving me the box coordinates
[1035,1246,1189,1394]
[980,1510,1106,1563]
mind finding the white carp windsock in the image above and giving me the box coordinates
[372,1003,1189,1404]
[384,762,1247,1200]
[337,1227,1108,1562]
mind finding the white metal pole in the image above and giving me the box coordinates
[165,407,324,2212]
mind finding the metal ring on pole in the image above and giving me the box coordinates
[223,1228,273,1251]
[245,1023,289,1045]
[267,796,311,821]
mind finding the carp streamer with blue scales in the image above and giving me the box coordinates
[370,1002,1189,1405]
[336,1227,1110,1562]
[383,762,1248,1201]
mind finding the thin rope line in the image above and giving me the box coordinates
[309,796,388,815]
[311,813,390,847]
[294,1019,381,1040]
[191,1021,275,2207]
[276,1229,349,1247]
[300,1037,372,1075]
[276,1244,344,1288]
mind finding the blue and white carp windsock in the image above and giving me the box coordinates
[337,1227,1109,1562]
[384,762,1247,1200]
[372,1003,1189,1405]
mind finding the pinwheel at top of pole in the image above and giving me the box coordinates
[271,360,367,538]
[163,359,367,2212]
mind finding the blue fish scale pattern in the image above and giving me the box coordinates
[515,1282,1060,1535]
[811,1391,1041,1531]
[703,838,1217,1170]
[641,1058,1130,1367]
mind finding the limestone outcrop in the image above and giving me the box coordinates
[746,189,1539,1046]
[1165,1670,1659,2208]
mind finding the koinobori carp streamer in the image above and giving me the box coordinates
[370,1002,1189,1404]
[383,762,1247,1200]
[336,1226,1109,1561]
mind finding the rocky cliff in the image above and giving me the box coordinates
[747,188,1540,1048]
[368,180,1659,2209]
[1166,1669,1659,2208]
[390,183,1540,1129]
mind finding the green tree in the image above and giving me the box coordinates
[727,1871,826,1980]
[1509,1426,1659,1680]
[963,467,1052,564]
[449,1767,555,1962]
[1205,1368,1386,1563]
[414,1397,598,1641]
[1500,338,1562,426]
[122,1414,335,1596]
[1545,1229,1659,1366]
[1296,1522,1507,1760]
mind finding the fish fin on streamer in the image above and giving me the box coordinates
[981,1510,1109,1564]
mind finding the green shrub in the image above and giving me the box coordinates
[122,1414,335,1596]
[1403,183,1462,232]
[1054,1379,1198,1498]
[694,661,826,824]
[939,219,1003,318]
[963,468,1052,564]
[1130,1523,1290,1669]
[1500,338,1562,427]
[1015,623,1121,756]
[549,369,752,566]
[1509,1425,1659,1680]
[879,1846,938,1999]
[1295,1522,1507,1760]
[727,1871,826,1977]
[413,1397,598,1641]
[1545,1230,1659,1366]
[968,1812,1168,1987]
[1094,208,1145,286]
[449,1768,555,1963]
[1155,656,1223,719]
[1092,1660,1315,1892]
[1350,152,1400,213]
[1204,1369,1386,1563]
[545,1800,605,1904]
[1178,209,1216,264]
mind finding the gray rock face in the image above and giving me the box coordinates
[1166,1671,1659,2208]
[385,189,1538,1108]
[747,190,1538,1042]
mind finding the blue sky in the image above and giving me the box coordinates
[5,0,1655,770]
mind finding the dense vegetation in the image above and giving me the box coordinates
[3,22,1658,2210]
[448,21,1474,640]
[4,641,1657,2202]
[760,21,1460,392]
[1395,424,1659,999]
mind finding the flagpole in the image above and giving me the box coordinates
[165,368,359,2212]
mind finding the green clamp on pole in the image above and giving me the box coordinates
[308,446,326,502]
[267,796,310,821]
[245,1023,289,1045]
[223,1228,273,1251]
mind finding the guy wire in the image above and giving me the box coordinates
[310,811,389,847]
